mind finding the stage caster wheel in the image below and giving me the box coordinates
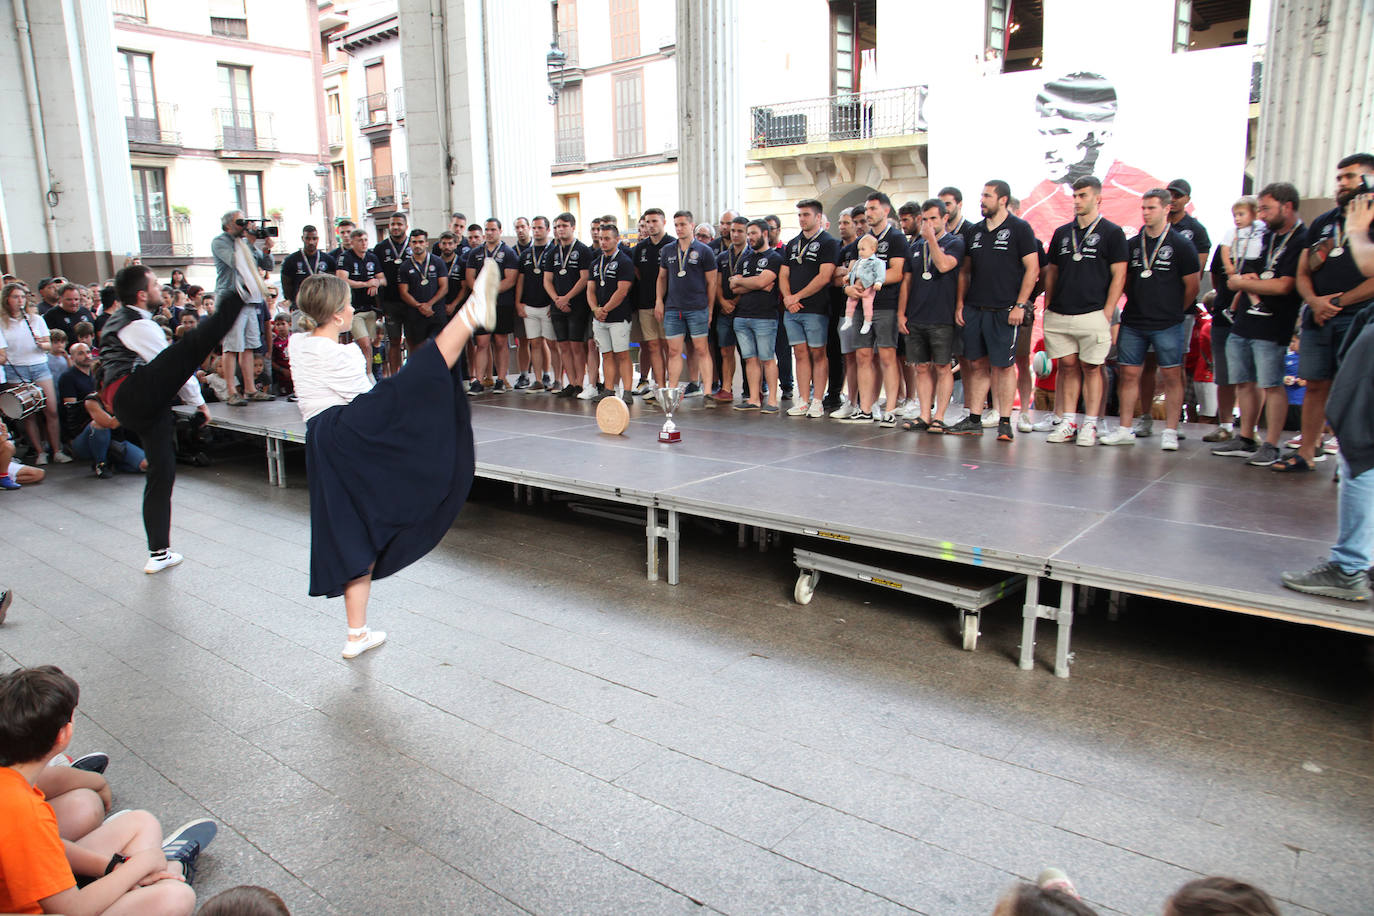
[793,570,819,605]
[961,613,979,651]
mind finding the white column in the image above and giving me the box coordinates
[1255,0,1374,197]
[676,0,741,219]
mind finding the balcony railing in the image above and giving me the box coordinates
[393,86,405,121]
[171,214,194,258]
[555,131,584,166]
[213,109,277,152]
[126,101,182,147]
[364,175,396,209]
[749,85,929,150]
[357,93,390,130]
[332,189,352,219]
[557,30,579,67]
[112,0,147,20]
[399,171,409,205]
[327,113,344,147]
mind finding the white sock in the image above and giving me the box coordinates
[1221,421,1234,431]
[1084,415,1097,426]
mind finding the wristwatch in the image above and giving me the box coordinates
[1013,302,1028,310]
[1331,295,1343,308]
[105,853,127,875]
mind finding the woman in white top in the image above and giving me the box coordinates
[0,282,69,465]
[289,264,497,658]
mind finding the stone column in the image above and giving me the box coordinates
[676,0,742,218]
[1255,0,1374,199]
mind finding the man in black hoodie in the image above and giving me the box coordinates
[1282,190,1374,601]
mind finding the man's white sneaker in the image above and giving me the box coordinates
[807,399,825,419]
[53,450,74,464]
[1046,423,1078,444]
[830,402,856,419]
[576,386,599,400]
[786,403,808,416]
[35,452,49,466]
[1017,413,1034,433]
[1075,424,1098,447]
[1160,428,1179,451]
[980,408,999,427]
[1099,427,1136,446]
[1031,414,1061,432]
[1131,415,1154,438]
[143,551,184,574]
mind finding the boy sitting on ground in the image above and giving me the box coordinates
[0,664,215,915]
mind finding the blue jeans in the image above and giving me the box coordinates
[1332,455,1374,574]
[662,307,710,339]
[1116,322,1185,368]
[733,317,778,362]
[70,423,147,471]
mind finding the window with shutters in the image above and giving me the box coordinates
[613,70,643,159]
[609,0,640,61]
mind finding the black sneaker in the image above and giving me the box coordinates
[94,463,113,480]
[513,373,531,390]
[997,419,1014,442]
[70,752,110,773]
[842,410,874,423]
[945,415,984,436]
[780,388,794,401]
[1211,436,1258,457]
[162,818,217,886]
[684,382,703,397]
[1246,441,1281,466]
[1281,562,1372,601]
[492,379,510,392]
[467,380,484,396]
[555,384,578,398]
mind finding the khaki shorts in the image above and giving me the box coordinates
[350,309,378,342]
[1043,309,1110,365]
[632,308,664,341]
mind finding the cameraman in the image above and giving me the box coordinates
[211,210,275,406]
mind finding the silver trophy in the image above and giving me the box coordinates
[656,386,683,443]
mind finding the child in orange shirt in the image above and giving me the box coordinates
[0,665,212,915]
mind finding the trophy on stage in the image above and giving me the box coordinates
[656,387,683,444]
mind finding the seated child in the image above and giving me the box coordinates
[840,234,884,335]
[270,316,293,395]
[0,665,217,915]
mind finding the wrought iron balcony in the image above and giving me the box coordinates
[364,175,396,209]
[393,87,405,121]
[749,85,929,150]
[357,93,390,130]
[327,113,344,147]
[213,109,277,153]
[126,101,182,149]
[554,131,584,166]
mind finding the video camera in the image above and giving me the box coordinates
[235,218,278,240]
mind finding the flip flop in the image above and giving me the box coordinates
[1271,453,1313,473]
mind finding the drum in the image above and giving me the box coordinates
[0,383,46,420]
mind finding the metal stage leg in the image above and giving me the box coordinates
[1019,577,1076,678]
[667,509,680,586]
[275,439,287,488]
[1019,576,1039,671]
[646,507,660,582]
[266,438,278,487]
[738,523,747,549]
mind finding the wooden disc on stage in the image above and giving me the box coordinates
[595,395,630,435]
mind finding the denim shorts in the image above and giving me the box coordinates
[715,313,737,348]
[1298,304,1366,381]
[223,301,263,352]
[662,307,710,339]
[733,317,778,362]
[8,361,51,384]
[1116,322,1185,368]
[1225,333,1285,388]
[783,311,829,348]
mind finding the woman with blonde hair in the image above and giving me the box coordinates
[288,259,497,657]
[0,281,69,465]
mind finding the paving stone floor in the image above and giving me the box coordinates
[1,450,1372,915]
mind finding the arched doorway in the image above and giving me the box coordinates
[819,183,876,221]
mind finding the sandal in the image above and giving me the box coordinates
[1270,453,1313,473]
[901,417,930,432]
[926,418,947,435]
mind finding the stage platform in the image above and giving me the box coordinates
[179,391,1374,677]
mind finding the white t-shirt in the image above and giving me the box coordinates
[288,333,373,422]
[1220,224,1266,262]
[0,314,49,367]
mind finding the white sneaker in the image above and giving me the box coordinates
[897,399,920,418]
[1099,427,1136,446]
[576,386,599,400]
[1017,413,1034,433]
[53,450,73,464]
[807,399,825,419]
[342,627,387,659]
[143,551,184,574]
[830,402,856,420]
[1075,424,1097,447]
[1031,414,1061,432]
[1160,428,1179,451]
[786,403,808,416]
[1047,423,1078,444]
[980,409,998,427]
[35,452,49,466]
[1132,415,1154,438]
